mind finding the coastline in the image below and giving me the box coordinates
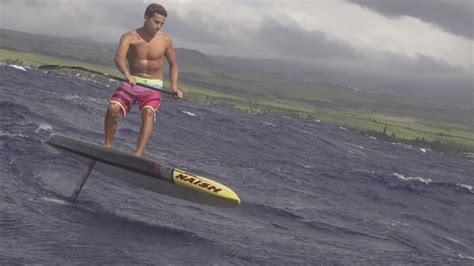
[1,57,473,159]
[42,67,474,159]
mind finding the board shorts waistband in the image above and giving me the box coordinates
[134,76,163,88]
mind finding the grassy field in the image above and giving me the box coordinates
[0,49,120,75]
[1,48,473,154]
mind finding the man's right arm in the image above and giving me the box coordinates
[114,33,135,85]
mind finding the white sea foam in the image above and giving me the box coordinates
[41,197,68,205]
[36,123,53,134]
[63,94,82,100]
[457,183,473,192]
[296,162,313,169]
[344,141,365,149]
[379,219,409,227]
[457,254,474,260]
[339,126,347,130]
[182,111,197,117]
[392,142,414,149]
[9,64,27,71]
[263,122,277,127]
[446,237,463,245]
[393,173,432,184]
[419,148,431,153]
[0,130,28,138]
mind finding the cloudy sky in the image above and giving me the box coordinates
[1,0,473,107]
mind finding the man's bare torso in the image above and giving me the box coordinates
[126,30,169,80]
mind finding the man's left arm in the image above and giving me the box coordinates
[165,38,183,98]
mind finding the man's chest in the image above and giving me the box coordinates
[128,39,166,59]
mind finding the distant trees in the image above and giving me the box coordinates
[364,124,473,154]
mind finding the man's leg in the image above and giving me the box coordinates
[135,108,155,157]
[104,102,123,148]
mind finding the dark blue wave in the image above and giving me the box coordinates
[1,65,473,265]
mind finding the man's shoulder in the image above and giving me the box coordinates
[154,32,173,47]
[120,30,139,40]
[157,31,171,40]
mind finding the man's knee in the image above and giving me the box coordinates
[142,108,155,121]
[107,102,123,116]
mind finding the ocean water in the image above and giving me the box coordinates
[1,65,473,265]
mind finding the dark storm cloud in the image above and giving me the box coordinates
[163,10,472,107]
[164,9,231,46]
[346,0,474,39]
[93,0,145,29]
[255,17,360,61]
[0,0,470,107]
[307,49,473,107]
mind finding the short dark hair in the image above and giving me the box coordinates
[145,3,168,17]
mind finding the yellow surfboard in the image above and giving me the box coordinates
[47,134,240,208]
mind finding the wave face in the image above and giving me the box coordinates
[1,65,473,264]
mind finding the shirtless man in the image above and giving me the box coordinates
[104,3,183,157]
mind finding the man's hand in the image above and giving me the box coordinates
[173,87,184,99]
[126,74,136,86]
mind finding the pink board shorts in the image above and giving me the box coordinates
[110,77,163,117]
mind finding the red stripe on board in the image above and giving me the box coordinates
[154,162,161,176]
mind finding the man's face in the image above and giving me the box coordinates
[144,13,166,34]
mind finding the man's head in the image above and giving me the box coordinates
[144,3,168,34]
